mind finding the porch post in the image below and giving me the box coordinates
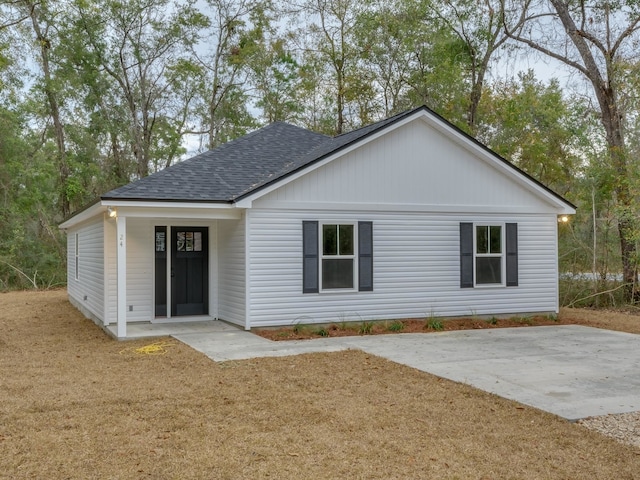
[116,215,127,338]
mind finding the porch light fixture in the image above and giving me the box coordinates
[558,215,569,223]
[107,206,117,218]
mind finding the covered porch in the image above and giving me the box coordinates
[101,201,248,338]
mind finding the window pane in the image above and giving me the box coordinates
[323,225,337,255]
[476,226,488,254]
[339,224,354,255]
[322,259,354,289]
[490,226,502,253]
[476,257,502,284]
[177,231,186,251]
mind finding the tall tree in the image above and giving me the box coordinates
[17,0,72,217]
[427,0,521,133]
[503,0,640,300]
[478,71,583,193]
[191,0,262,149]
[290,0,370,134]
[71,0,205,178]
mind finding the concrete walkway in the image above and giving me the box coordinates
[173,325,640,421]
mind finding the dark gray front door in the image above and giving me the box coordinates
[171,227,208,316]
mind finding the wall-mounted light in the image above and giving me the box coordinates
[107,206,117,218]
[558,215,569,223]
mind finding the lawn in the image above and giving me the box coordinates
[1,290,639,479]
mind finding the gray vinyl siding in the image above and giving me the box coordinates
[247,209,559,328]
[67,218,105,322]
[217,216,246,326]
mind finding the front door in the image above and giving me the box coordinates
[171,227,208,316]
[154,226,209,317]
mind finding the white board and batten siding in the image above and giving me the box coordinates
[246,117,564,328]
[255,119,558,214]
[67,217,105,322]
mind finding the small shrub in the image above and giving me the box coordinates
[488,317,498,325]
[292,323,307,334]
[547,313,559,322]
[315,328,329,337]
[426,319,444,331]
[515,316,534,325]
[359,322,374,334]
[388,321,405,332]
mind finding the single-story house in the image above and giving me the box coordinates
[60,106,576,338]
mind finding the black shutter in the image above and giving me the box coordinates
[506,223,518,287]
[460,222,474,288]
[358,221,373,291]
[302,221,319,293]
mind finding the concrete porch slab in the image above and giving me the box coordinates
[106,320,239,339]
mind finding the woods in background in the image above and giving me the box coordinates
[0,0,639,306]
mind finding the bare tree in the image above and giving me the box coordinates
[503,0,640,300]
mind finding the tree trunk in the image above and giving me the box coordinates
[549,0,637,301]
[27,1,70,217]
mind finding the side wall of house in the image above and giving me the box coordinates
[217,216,246,326]
[247,209,558,328]
[67,217,105,323]
[246,117,565,328]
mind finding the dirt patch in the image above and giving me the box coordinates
[1,290,639,479]
[255,308,640,340]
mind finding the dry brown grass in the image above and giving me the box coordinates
[1,290,639,479]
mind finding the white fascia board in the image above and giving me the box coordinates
[238,109,576,215]
[101,201,243,220]
[102,200,236,210]
[59,202,103,230]
[61,200,244,229]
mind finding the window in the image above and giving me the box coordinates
[303,221,373,293]
[75,233,79,280]
[460,222,518,288]
[475,225,503,285]
[322,224,355,289]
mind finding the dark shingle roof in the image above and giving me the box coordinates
[102,109,418,203]
[101,122,330,202]
[101,106,575,210]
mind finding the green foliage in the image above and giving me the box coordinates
[387,320,405,332]
[292,322,308,334]
[0,0,637,301]
[477,71,584,194]
[426,319,444,331]
[314,327,329,337]
[359,322,374,334]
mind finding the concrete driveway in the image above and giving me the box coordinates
[173,325,640,421]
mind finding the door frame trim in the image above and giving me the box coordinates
[152,222,214,323]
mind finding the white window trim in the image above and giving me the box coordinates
[319,222,358,293]
[473,223,505,287]
[74,232,79,281]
